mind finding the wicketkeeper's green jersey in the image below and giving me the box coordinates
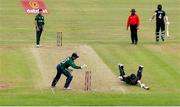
[61,56,81,69]
[35,14,44,29]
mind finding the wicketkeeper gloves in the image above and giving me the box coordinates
[81,64,88,69]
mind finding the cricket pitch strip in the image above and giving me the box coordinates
[30,44,126,92]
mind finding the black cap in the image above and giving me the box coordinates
[39,9,43,12]
[72,52,79,58]
[130,9,136,12]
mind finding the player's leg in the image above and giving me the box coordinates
[137,65,144,80]
[51,64,62,87]
[118,64,125,77]
[117,64,131,84]
[36,29,42,47]
[130,25,135,44]
[63,69,73,89]
[36,30,40,46]
[161,23,165,41]
[38,28,43,46]
[156,23,160,42]
[134,25,138,44]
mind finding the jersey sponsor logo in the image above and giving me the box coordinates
[38,20,43,22]
[158,11,163,14]
[21,0,48,14]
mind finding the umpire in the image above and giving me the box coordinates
[51,53,87,90]
[151,4,169,42]
[35,9,45,48]
[127,9,140,45]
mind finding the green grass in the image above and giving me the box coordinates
[0,0,180,105]
[0,89,179,106]
[0,47,34,86]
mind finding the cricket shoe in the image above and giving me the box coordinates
[118,64,124,67]
[139,65,144,70]
[118,64,124,69]
[139,65,144,68]
[118,76,123,80]
[64,87,72,90]
[36,45,40,48]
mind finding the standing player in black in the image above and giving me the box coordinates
[35,9,45,48]
[151,4,169,42]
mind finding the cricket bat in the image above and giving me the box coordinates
[166,22,170,37]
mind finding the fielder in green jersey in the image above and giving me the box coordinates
[35,9,45,48]
[51,53,87,90]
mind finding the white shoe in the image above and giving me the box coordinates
[118,64,124,67]
[64,87,72,90]
[118,76,123,80]
[139,65,144,68]
[36,45,40,48]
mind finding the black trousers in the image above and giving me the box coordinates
[118,65,143,85]
[130,24,138,44]
[36,28,43,45]
[51,64,73,88]
[156,22,165,41]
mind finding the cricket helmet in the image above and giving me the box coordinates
[72,52,79,58]
[157,4,162,10]
[130,73,136,80]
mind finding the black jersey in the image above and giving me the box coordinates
[155,10,166,23]
[124,75,138,85]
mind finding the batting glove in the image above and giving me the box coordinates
[166,22,170,25]
[140,83,145,88]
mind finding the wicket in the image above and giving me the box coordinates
[57,32,62,47]
[85,71,91,91]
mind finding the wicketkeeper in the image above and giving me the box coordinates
[51,53,87,90]
[118,64,149,90]
[35,9,45,48]
[151,4,169,42]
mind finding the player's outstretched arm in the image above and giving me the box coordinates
[137,80,149,90]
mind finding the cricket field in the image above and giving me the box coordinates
[0,0,180,106]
